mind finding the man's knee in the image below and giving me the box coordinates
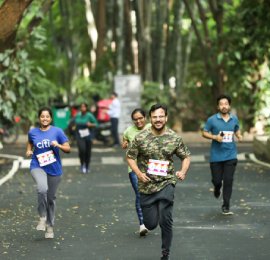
[144,219,159,230]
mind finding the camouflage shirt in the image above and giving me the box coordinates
[126,127,191,194]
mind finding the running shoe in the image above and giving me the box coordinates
[139,224,149,237]
[222,206,233,215]
[45,226,54,239]
[36,217,46,231]
[160,250,170,260]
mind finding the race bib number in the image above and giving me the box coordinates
[222,131,234,143]
[36,150,57,167]
[79,128,90,138]
[147,159,169,176]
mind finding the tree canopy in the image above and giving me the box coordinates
[0,0,270,131]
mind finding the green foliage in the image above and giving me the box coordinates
[2,0,270,132]
[72,77,111,105]
[223,0,270,130]
[0,46,58,124]
[141,81,170,111]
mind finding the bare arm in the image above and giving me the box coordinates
[51,141,71,153]
[235,130,243,141]
[26,141,33,157]
[86,122,97,128]
[126,156,151,183]
[202,130,223,143]
[176,156,191,180]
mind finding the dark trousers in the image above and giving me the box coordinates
[210,159,238,208]
[76,137,92,169]
[110,117,120,145]
[140,184,174,254]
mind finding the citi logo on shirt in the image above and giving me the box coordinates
[37,139,51,149]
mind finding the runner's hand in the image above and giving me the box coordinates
[137,173,151,183]
[176,171,186,181]
[51,140,59,147]
[122,140,128,149]
[213,133,223,143]
[26,150,33,157]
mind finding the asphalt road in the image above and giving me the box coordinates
[0,142,269,260]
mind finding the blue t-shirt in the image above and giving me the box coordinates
[203,113,240,162]
[28,126,69,176]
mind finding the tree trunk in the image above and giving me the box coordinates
[143,0,153,81]
[155,0,168,84]
[124,0,134,73]
[0,0,33,53]
[134,0,144,78]
[96,0,106,61]
[116,0,124,75]
[183,0,225,103]
[175,1,185,95]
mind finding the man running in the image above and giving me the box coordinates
[202,94,243,215]
[126,103,191,260]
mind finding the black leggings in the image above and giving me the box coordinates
[76,137,92,168]
[210,159,238,208]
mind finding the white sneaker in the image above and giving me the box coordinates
[139,224,149,237]
[45,226,54,239]
[36,217,46,231]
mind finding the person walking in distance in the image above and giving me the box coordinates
[202,94,243,215]
[122,108,151,236]
[26,107,70,239]
[108,92,121,147]
[126,104,191,260]
[74,102,98,174]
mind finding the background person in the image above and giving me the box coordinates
[202,94,243,215]
[26,107,70,239]
[126,103,191,260]
[108,92,121,147]
[74,102,98,174]
[122,108,151,236]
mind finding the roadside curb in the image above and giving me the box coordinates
[248,153,270,168]
[0,152,269,186]
[0,154,24,186]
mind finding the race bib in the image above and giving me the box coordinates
[79,128,90,138]
[36,150,57,167]
[222,131,234,143]
[147,159,169,176]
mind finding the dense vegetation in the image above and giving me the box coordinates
[0,0,269,131]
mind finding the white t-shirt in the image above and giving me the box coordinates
[108,98,121,118]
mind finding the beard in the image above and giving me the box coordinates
[152,122,166,131]
[220,108,229,114]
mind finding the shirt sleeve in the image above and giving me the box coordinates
[234,116,240,132]
[28,129,34,144]
[57,128,69,144]
[203,117,213,132]
[126,136,139,160]
[88,113,98,126]
[175,137,191,159]
[123,129,128,141]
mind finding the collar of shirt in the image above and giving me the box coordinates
[216,113,233,121]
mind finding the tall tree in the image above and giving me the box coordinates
[136,0,153,81]
[96,0,106,62]
[116,0,124,75]
[0,0,33,54]
[183,0,226,102]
